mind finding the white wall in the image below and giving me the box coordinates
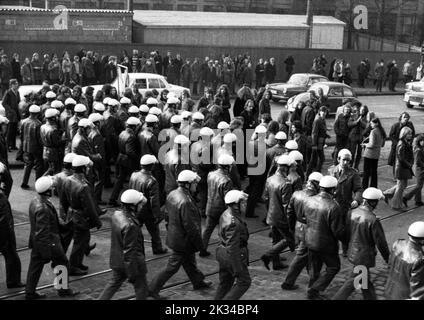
[311,24,345,49]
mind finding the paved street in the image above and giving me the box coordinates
[1,94,423,301]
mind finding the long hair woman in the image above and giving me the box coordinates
[403,134,424,207]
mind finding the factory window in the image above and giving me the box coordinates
[133,3,149,10]
[152,3,173,10]
[177,4,196,11]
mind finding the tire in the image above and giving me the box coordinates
[406,102,414,109]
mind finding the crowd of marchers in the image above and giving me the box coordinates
[0,54,423,301]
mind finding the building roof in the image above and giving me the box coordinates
[0,5,131,14]
[133,10,345,29]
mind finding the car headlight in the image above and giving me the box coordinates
[283,88,288,95]
[271,89,277,95]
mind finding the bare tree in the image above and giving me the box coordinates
[373,0,415,39]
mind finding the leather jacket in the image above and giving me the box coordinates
[287,187,317,241]
[28,195,62,260]
[60,173,101,230]
[54,168,72,221]
[385,240,424,300]
[266,144,285,177]
[164,150,191,194]
[332,166,363,212]
[166,187,202,253]
[116,128,139,171]
[0,192,14,250]
[59,109,72,133]
[88,127,106,159]
[110,209,147,280]
[66,115,82,145]
[0,167,13,199]
[263,171,292,227]
[304,191,346,253]
[218,208,249,274]
[205,168,234,219]
[346,204,390,268]
[20,116,43,154]
[138,128,160,157]
[72,130,101,162]
[191,141,216,180]
[40,122,64,162]
[116,108,129,129]
[129,170,161,221]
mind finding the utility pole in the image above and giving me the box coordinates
[305,0,313,48]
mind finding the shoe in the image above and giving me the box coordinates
[25,292,46,300]
[281,283,299,291]
[153,248,168,255]
[69,267,88,276]
[21,184,30,190]
[85,243,97,256]
[261,255,271,270]
[149,292,168,300]
[402,198,409,208]
[7,282,25,289]
[58,288,79,297]
[415,202,424,207]
[199,250,211,257]
[108,200,119,207]
[273,264,288,271]
[77,264,89,271]
[193,281,213,290]
[307,289,325,300]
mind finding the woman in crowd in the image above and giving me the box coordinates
[215,85,231,123]
[403,134,424,207]
[362,117,386,189]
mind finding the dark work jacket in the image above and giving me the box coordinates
[109,209,147,279]
[385,240,424,300]
[300,105,315,136]
[346,204,390,268]
[388,122,415,166]
[164,150,191,194]
[54,168,72,221]
[40,122,63,162]
[116,128,139,171]
[0,134,8,166]
[395,139,414,180]
[21,117,42,154]
[0,192,14,251]
[311,115,328,149]
[72,131,101,163]
[205,168,234,219]
[263,171,292,227]
[304,191,345,254]
[166,187,203,253]
[88,127,106,160]
[287,187,317,242]
[0,166,13,199]
[218,209,249,274]
[332,166,363,212]
[138,128,160,157]
[2,89,21,123]
[28,195,62,260]
[129,170,161,221]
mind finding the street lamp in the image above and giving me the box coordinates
[305,0,313,48]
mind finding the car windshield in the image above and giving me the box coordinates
[310,85,329,96]
[288,75,308,86]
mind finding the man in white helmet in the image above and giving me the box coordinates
[117,97,131,128]
[215,190,251,300]
[60,156,102,275]
[200,154,235,257]
[266,131,287,177]
[98,189,149,300]
[41,91,56,118]
[88,113,106,204]
[332,148,363,256]
[41,108,63,176]
[109,117,140,207]
[65,103,86,153]
[149,170,212,299]
[304,175,345,300]
[26,176,79,300]
[72,119,101,163]
[282,172,323,291]
[190,112,204,141]
[333,187,390,300]
[129,155,167,255]
[102,98,120,187]
[262,155,295,271]
[20,105,43,189]
[160,115,182,148]
[159,97,178,130]
[385,221,424,300]
[60,97,75,135]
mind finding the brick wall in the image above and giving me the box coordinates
[0,8,133,43]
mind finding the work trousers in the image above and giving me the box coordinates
[69,226,90,269]
[306,148,325,176]
[140,215,164,253]
[263,224,295,265]
[22,152,44,186]
[98,268,148,300]
[308,249,341,293]
[283,240,309,286]
[332,268,376,300]
[6,122,18,149]
[404,168,424,204]
[202,215,220,250]
[362,157,379,189]
[0,230,22,287]
[109,164,131,202]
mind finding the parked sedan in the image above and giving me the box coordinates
[404,78,424,108]
[268,73,328,103]
[286,82,360,115]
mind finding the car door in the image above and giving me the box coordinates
[342,87,355,105]
[135,78,148,95]
[327,86,344,114]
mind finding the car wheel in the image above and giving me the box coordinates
[406,102,414,109]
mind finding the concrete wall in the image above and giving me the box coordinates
[0,41,419,81]
[0,8,133,43]
[312,24,345,50]
[141,27,307,48]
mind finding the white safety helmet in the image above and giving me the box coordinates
[121,189,146,205]
[51,100,63,109]
[223,133,237,144]
[103,97,111,105]
[167,97,180,105]
[146,97,158,105]
[174,135,190,145]
[308,172,323,183]
[35,176,54,194]
[74,104,87,113]
[199,127,214,136]
[217,122,230,130]
[218,154,235,166]
[362,188,384,201]
[88,113,103,124]
[44,108,59,119]
[72,155,90,167]
[46,91,56,99]
[319,176,338,188]
[192,112,204,121]
[126,117,141,126]
[408,221,424,239]
[0,115,9,125]
[289,151,304,162]
[145,114,159,123]
[277,155,293,166]
[177,170,200,183]
[275,131,287,141]
[93,103,106,112]
[29,105,41,113]
[78,118,93,128]
[254,125,267,134]
[65,98,76,106]
[139,104,149,113]
[63,153,77,164]
[181,111,192,120]
[128,105,139,114]
[338,149,352,159]
[170,115,182,124]
[285,140,298,151]
[120,97,131,105]
[108,99,119,107]
[224,190,249,205]
[140,154,158,166]
[148,107,162,115]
